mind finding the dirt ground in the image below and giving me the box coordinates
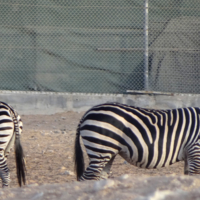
[7,111,185,188]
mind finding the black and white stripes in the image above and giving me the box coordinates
[0,102,26,187]
[74,103,200,181]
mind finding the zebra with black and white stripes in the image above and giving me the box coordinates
[0,101,26,187]
[74,103,200,181]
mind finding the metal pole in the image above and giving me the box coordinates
[144,0,149,90]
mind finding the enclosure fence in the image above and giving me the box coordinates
[0,0,200,94]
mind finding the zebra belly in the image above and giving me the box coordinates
[119,149,151,168]
[120,152,183,169]
[119,145,184,169]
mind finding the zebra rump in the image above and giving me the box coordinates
[0,101,26,187]
[74,103,200,181]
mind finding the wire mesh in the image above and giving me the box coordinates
[0,1,200,94]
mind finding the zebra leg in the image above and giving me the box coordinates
[80,154,116,181]
[0,169,10,188]
[0,155,10,187]
[185,142,200,175]
[100,155,116,179]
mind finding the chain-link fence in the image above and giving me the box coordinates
[0,1,200,94]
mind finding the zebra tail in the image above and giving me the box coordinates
[15,136,26,186]
[74,125,85,180]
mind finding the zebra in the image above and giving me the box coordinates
[0,101,26,187]
[74,102,200,181]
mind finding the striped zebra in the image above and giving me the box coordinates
[0,101,26,187]
[74,103,200,181]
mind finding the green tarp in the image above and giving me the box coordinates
[0,1,199,93]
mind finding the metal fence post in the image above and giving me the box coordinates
[144,0,149,91]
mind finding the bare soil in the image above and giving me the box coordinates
[7,111,185,189]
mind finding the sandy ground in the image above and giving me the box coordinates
[6,111,185,188]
